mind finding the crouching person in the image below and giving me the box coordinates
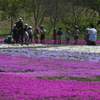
[4,35,13,44]
[87,24,97,45]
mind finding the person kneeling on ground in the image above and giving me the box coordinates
[4,35,13,44]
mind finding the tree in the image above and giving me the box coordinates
[25,0,48,27]
[45,0,68,33]
[0,0,24,32]
[86,0,100,17]
[61,0,89,29]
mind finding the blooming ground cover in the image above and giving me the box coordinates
[0,40,100,99]
[1,38,100,44]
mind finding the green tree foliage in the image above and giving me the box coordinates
[0,0,100,34]
[0,0,24,31]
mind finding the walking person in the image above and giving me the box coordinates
[57,27,63,44]
[16,18,24,45]
[65,27,71,45]
[73,25,79,45]
[33,26,39,44]
[87,24,97,45]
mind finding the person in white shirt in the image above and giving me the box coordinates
[87,24,97,45]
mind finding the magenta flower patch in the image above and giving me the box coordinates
[0,74,100,99]
[0,44,100,99]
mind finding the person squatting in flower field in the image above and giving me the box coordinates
[16,18,24,44]
[33,26,40,44]
[57,27,63,44]
[28,26,33,44]
[87,24,97,45]
[40,25,46,44]
[65,27,71,45]
[53,28,57,44]
[23,23,29,44]
[4,35,13,44]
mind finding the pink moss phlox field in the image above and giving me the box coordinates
[0,54,100,78]
[0,74,100,99]
[1,38,100,64]
[0,48,100,62]
[1,38,100,44]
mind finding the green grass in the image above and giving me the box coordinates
[36,76,100,82]
[0,28,10,38]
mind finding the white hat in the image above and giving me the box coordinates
[13,24,16,27]
[18,18,23,21]
[29,26,32,29]
[86,28,89,31]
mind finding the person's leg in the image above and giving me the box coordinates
[58,36,61,44]
[43,35,45,44]
[60,39,61,44]
[66,38,69,45]
[91,41,96,45]
[40,35,42,43]
[20,33,24,44]
[53,37,56,44]
[16,32,20,44]
[31,36,32,43]
[58,38,60,44]
[74,36,78,44]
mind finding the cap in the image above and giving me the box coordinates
[18,18,23,21]
[59,27,62,29]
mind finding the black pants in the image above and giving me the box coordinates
[40,34,45,43]
[87,40,96,45]
[16,31,24,44]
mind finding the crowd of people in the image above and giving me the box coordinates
[52,24,97,45]
[4,18,97,45]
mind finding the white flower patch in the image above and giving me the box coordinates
[0,43,100,53]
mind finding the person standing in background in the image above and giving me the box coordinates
[40,25,46,44]
[28,26,33,44]
[12,24,17,43]
[73,25,79,45]
[57,27,63,44]
[53,28,57,44]
[16,18,24,45]
[23,24,29,44]
[33,26,40,44]
[65,27,71,45]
